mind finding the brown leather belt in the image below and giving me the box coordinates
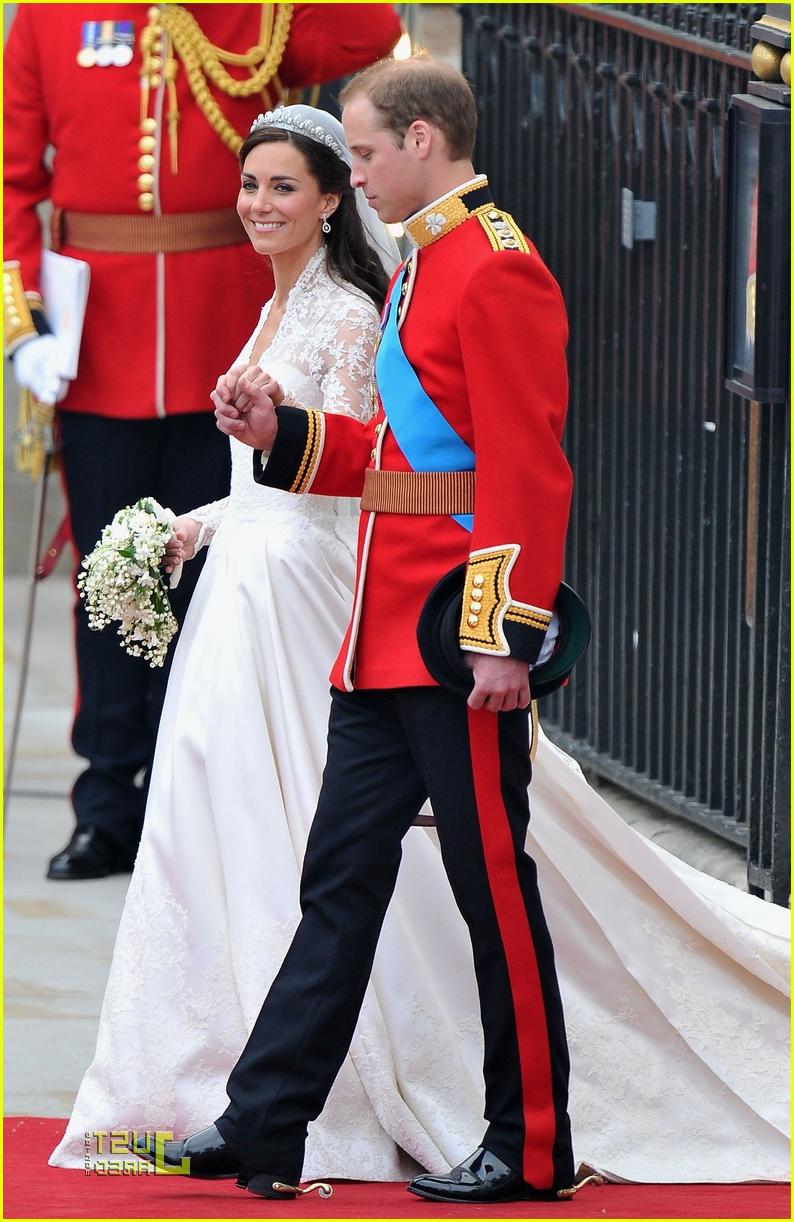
[360,468,475,515]
[50,207,246,254]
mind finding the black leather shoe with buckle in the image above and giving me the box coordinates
[133,1124,238,1177]
[408,1147,572,1204]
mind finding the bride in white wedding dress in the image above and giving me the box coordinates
[50,108,789,1184]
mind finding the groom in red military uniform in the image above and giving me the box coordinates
[3,3,401,879]
[140,55,577,1204]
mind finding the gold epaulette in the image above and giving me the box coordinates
[477,208,530,255]
[3,261,41,357]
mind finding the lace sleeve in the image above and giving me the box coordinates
[185,496,230,552]
[317,300,380,422]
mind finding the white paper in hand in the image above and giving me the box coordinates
[41,250,90,379]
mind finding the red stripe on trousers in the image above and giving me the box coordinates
[467,706,556,1188]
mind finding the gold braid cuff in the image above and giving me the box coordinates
[459,544,553,655]
[3,262,40,357]
[289,408,325,494]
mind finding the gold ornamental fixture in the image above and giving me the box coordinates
[748,11,791,103]
[751,41,784,82]
[138,2,293,189]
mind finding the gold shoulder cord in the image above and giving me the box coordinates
[140,3,294,171]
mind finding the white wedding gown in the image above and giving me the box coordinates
[51,248,789,1183]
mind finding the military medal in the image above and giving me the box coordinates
[95,20,116,67]
[76,21,98,67]
[112,20,135,66]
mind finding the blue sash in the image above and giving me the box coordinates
[375,263,474,532]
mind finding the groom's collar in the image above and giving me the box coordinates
[403,175,491,249]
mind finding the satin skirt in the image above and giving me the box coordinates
[51,509,790,1182]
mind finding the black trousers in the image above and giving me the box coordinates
[59,410,229,860]
[217,686,573,1190]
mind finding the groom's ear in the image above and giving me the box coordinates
[406,120,433,160]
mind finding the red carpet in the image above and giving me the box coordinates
[5,1119,790,1220]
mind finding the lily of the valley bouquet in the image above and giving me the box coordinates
[78,497,178,668]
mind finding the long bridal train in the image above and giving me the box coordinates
[50,249,788,1183]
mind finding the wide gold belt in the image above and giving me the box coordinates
[361,468,475,515]
[50,207,246,254]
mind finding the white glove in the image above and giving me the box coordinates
[12,334,70,405]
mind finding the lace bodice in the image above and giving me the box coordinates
[190,248,379,542]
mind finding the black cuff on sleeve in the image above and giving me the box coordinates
[252,405,310,490]
[31,307,51,337]
[503,619,548,667]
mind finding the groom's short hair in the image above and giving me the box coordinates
[340,54,477,161]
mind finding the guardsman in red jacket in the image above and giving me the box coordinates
[141,56,578,1206]
[3,3,401,880]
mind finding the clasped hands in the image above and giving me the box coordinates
[209,364,528,715]
[212,363,283,452]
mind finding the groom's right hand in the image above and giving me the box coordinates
[212,364,280,452]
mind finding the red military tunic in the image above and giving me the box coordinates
[3,3,401,417]
[257,178,573,690]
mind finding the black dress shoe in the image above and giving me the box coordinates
[132,1126,331,1200]
[408,1147,571,1204]
[133,1124,238,1178]
[46,826,135,881]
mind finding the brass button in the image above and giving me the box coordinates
[374,422,382,434]
[140,118,157,135]
[139,135,156,153]
[472,574,485,588]
[148,55,162,71]
[152,39,163,54]
[470,599,482,612]
[139,192,154,212]
[149,73,162,88]
[138,154,156,171]
[137,173,154,191]
[467,614,480,627]
[370,449,377,460]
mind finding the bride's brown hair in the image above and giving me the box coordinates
[239,128,389,311]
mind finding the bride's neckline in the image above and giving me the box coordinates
[251,246,328,365]
[272,245,327,311]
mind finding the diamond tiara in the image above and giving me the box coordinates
[248,107,351,167]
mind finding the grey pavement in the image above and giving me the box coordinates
[4,571,747,1121]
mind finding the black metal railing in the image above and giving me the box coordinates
[461,4,789,901]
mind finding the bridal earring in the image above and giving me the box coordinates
[321,215,331,235]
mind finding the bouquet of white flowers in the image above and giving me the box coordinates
[78,497,178,668]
